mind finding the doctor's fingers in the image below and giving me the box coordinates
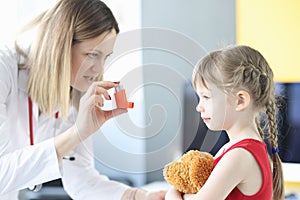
[94,87,112,101]
[101,108,128,121]
[96,81,119,90]
[82,83,107,102]
[93,94,105,108]
[84,81,117,100]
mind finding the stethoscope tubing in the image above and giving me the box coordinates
[27,97,75,192]
[27,97,43,192]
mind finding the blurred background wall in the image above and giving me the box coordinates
[94,0,235,187]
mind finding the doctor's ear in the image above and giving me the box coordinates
[235,90,251,111]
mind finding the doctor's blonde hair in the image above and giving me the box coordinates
[192,45,284,200]
[15,0,119,119]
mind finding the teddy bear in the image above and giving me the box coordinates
[163,150,214,194]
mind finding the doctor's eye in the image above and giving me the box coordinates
[104,53,113,61]
[87,52,99,59]
[104,55,110,61]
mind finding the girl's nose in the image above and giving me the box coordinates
[196,103,204,113]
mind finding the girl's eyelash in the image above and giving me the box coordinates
[202,95,210,99]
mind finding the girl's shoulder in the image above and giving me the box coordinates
[214,138,265,164]
[222,138,264,153]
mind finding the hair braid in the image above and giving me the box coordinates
[266,99,284,200]
[255,116,264,140]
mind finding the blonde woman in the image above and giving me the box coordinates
[166,45,284,200]
[0,0,165,199]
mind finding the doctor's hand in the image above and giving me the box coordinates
[122,188,166,200]
[144,190,166,200]
[165,188,183,200]
[75,81,127,140]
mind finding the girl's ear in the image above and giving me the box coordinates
[235,90,251,111]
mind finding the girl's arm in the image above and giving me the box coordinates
[183,148,255,200]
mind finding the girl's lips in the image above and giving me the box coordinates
[202,117,210,123]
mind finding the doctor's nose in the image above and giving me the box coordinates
[92,62,104,74]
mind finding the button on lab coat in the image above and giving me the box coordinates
[0,45,129,199]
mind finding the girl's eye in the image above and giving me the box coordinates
[202,95,210,99]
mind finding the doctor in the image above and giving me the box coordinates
[0,0,166,199]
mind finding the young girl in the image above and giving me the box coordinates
[166,45,284,200]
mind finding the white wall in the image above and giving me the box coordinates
[0,0,58,45]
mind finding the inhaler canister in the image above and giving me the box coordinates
[114,85,134,109]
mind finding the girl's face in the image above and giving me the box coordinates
[195,80,236,131]
[71,29,117,92]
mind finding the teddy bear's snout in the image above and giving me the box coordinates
[163,165,169,178]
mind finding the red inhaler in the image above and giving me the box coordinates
[114,85,134,109]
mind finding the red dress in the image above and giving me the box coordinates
[214,139,272,200]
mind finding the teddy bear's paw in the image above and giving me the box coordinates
[163,150,215,194]
[189,152,214,191]
[163,162,197,194]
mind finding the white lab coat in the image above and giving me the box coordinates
[0,45,129,199]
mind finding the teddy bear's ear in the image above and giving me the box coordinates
[181,150,200,162]
[189,152,214,192]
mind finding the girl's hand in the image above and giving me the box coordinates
[75,81,127,140]
[165,188,182,200]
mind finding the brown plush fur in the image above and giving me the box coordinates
[163,150,214,194]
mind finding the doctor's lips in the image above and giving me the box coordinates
[114,84,134,109]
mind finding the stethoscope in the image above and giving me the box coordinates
[27,97,75,192]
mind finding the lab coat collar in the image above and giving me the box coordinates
[18,69,29,92]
